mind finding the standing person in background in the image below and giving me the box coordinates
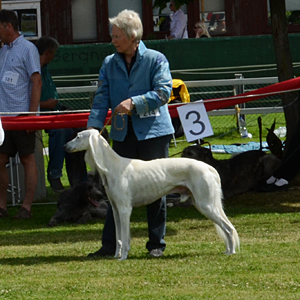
[261,119,300,192]
[36,36,85,193]
[215,20,226,34]
[167,0,188,40]
[87,9,174,258]
[194,21,211,38]
[0,9,42,219]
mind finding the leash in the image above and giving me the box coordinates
[99,110,126,136]
[169,150,184,157]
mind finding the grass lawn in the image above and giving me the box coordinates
[1,116,298,299]
[1,190,300,299]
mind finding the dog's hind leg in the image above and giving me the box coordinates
[214,221,236,254]
[209,214,238,254]
[193,197,239,254]
[210,216,235,254]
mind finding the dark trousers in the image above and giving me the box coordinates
[101,121,171,253]
[273,120,300,182]
[47,128,87,186]
[47,128,73,179]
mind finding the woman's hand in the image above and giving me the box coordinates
[115,98,135,114]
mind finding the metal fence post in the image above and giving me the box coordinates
[234,74,245,133]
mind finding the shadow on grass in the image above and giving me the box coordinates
[1,188,299,248]
[0,225,179,247]
[0,255,89,266]
[224,188,300,215]
[0,251,218,266]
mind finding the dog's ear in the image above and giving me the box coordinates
[89,134,109,173]
[84,150,96,173]
[266,119,283,159]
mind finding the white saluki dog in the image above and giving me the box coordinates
[64,129,239,260]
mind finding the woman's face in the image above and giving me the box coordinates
[194,25,204,35]
[0,22,10,44]
[169,2,176,12]
[111,25,135,54]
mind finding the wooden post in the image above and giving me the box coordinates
[269,0,300,147]
[201,0,205,21]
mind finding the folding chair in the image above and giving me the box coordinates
[168,79,190,146]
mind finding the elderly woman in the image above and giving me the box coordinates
[194,21,211,38]
[87,9,174,258]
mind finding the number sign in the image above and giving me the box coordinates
[177,101,214,142]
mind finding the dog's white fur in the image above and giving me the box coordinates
[65,129,239,260]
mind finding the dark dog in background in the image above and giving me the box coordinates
[48,172,108,226]
[48,128,110,226]
[181,118,281,199]
[182,146,280,199]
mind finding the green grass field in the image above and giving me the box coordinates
[1,190,300,299]
[1,114,298,299]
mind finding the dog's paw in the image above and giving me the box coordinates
[76,213,93,224]
[47,218,58,227]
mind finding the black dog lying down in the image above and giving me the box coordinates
[48,172,108,226]
[182,145,280,199]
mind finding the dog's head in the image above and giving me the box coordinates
[85,182,106,207]
[182,144,214,163]
[65,128,110,174]
[64,129,99,153]
[58,172,106,208]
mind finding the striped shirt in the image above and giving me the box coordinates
[0,35,41,116]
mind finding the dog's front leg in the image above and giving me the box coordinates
[111,204,122,259]
[119,207,132,260]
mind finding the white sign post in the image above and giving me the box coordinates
[177,100,214,142]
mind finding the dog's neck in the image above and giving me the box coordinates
[87,134,128,173]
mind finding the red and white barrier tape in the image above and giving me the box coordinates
[1,76,300,130]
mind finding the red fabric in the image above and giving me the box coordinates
[2,76,300,130]
[170,76,300,118]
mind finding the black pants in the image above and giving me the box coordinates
[101,120,171,253]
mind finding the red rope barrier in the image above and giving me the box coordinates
[2,76,300,130]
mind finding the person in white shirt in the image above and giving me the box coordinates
[167,0,188,39]
[0,9,42,219]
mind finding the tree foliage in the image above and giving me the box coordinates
[149,0,195,13]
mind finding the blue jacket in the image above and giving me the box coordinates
[87,41,174,141]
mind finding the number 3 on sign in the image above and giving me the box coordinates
[177,100,214,142]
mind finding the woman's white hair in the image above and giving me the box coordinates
[195,21,211,38]
[109,9,143,43]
